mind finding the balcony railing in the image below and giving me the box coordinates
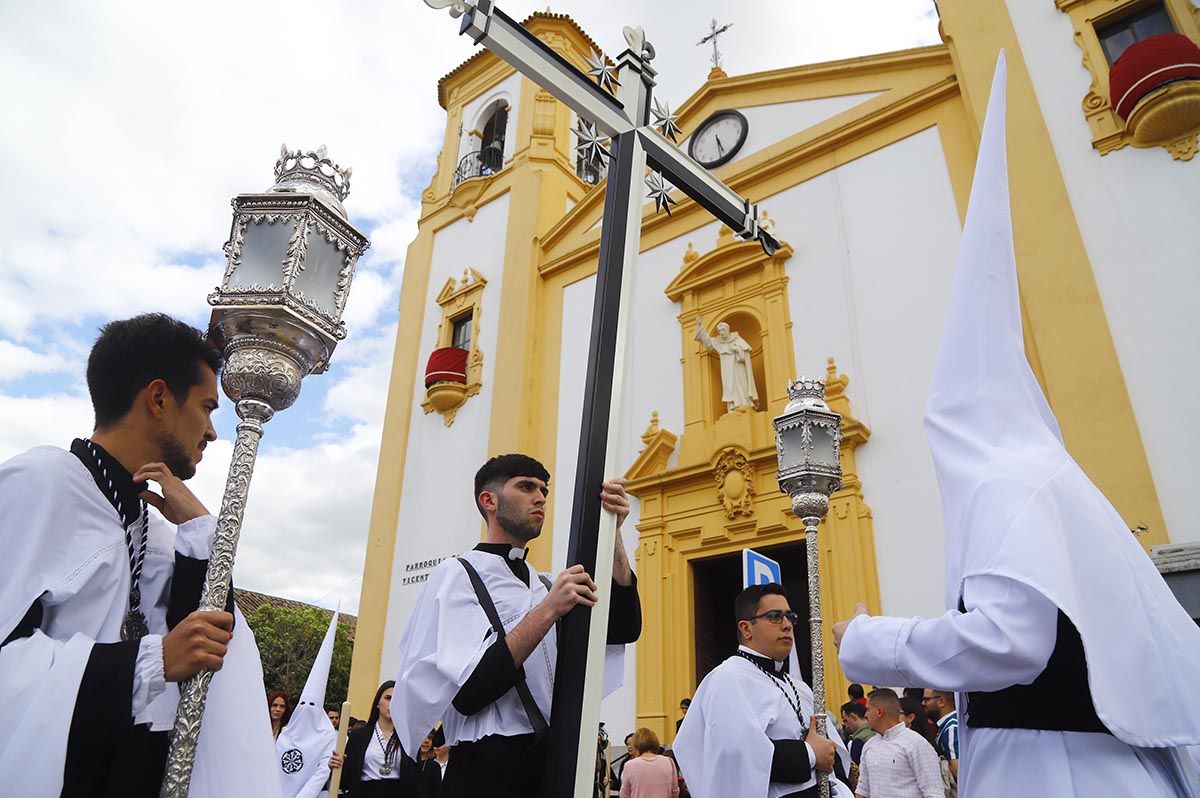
[453,144,505,187]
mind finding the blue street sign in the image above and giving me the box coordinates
[742,548,782,588]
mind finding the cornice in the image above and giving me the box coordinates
[538,74,960,277]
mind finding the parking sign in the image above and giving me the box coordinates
[742,548,782,588]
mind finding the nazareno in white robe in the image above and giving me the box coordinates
[392,547,625,757]
[0,445,282,798]
[276,611,339,798]
[840,54,1200,798]
[673,651,852,798]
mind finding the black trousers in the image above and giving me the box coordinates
[441,733,544,798]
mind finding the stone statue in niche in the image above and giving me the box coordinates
[694,315,759,413]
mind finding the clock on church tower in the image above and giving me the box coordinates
[688,109,749,167]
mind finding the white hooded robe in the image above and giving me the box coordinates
[837,53,1200,798]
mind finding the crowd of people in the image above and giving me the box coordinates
[837,685,959,798]
[3,309,1197,798]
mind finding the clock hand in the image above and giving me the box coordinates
[715,134,726,155]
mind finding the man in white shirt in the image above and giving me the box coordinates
[393,453,641,798]
[0,313,273,797]
[855,690,942,798]
[673,583,849,798]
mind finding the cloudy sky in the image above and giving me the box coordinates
[0,0,938,614]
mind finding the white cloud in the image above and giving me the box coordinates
[0,340,72,381]
[0,0,937,612]
[0,391,95,459]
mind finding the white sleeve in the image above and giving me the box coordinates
[175,515,216,559]
[838,574,1057,691]
[131,634,167,717]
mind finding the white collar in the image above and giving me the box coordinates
[737,645,787,673]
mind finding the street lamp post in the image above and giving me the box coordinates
[773,377,843,798]
[159,145,370,798]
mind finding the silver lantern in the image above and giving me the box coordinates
[773,377,843,798]
[160,145,369,798]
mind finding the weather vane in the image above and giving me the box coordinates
[697,18,734,70]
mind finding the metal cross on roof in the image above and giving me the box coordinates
[698,17,734,70]
[422,4,780,797]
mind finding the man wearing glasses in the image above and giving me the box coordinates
[922,690,958,793]
[674,584,852,798]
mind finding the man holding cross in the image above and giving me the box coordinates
[419,3,780,792]
[392,454,641,798]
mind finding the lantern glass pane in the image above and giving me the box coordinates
[292,227,344,316]
[231,218,293,290]
[777,423,806,471]
[812,422,839,468]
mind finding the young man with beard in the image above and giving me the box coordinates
[0,313,269,797]
[393,453,641,798]
[673,584,851,798]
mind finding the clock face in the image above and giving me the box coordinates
[688,110,748,168]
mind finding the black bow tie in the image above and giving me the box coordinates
[739,649,789,678]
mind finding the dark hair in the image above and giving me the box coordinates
[841,701,867,719]
[867,688,901,714]
[368,681,400,765]
[903,687,924,700]
[734,583,787,624]
[326,705,341,714]
[87,313,223,428]
[848,683,865,700]
[901,695,938,748]
[931,689,956,707]
[680,698,691,708]
[473,453,550,518]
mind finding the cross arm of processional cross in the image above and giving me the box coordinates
[426,0,781,257]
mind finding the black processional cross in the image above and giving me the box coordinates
[423,3,781,795]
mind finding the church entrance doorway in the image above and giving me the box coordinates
[691,541,812,687]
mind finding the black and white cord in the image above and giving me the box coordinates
[84,439,148,640]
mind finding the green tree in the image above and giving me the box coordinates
[246,604,354,710]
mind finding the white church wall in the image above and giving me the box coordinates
[1005,0,1200,543]
[776,127,964,620]
[683,93,883,170]
[378,194,511,680]
[549,228,699,743]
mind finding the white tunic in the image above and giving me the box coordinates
[673,650,852,798]
[839,574,1200,797]
[0,445,281,798]
[393,548,626,756]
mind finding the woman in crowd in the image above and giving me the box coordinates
[620,728,679,798]
[900,693,939,751]
[332,680,415,796]
[267,690,290,740]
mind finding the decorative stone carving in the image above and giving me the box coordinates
[694,315,759,412]
[533,90,557,136]
[713,447,756,518]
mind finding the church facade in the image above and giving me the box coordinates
[349,0,1200,743]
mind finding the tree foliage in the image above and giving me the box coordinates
[245,604,354,709]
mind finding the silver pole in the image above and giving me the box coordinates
[160,400,273,797]
[797,495,832,798]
